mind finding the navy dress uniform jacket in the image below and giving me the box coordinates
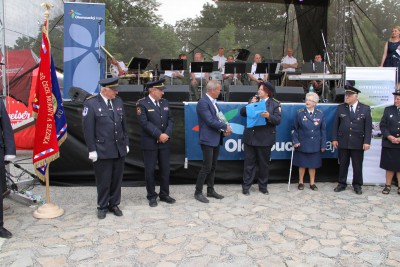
[82,94,128,158]
[380,105,400,148]
[240,98,282,146]
[292,108,327,153]
[196,95,227,147]
[136,96,173,150]
[0,100,16,168]
[332,102,372,149]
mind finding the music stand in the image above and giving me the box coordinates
[224,62,246,85]
[127,57,150,85]
[160,59,187,85]
[191,62,213,97]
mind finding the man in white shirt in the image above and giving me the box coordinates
[248,54,268,86]
[190,52,210,100]
[164,54,188,85]
[222,55,242,94]
[107,56,130,85]
[281,48,298,72]
[212,47,227,71]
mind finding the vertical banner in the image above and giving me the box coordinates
[346,67,397,185]
[63,2,105,97]
[184,102,338,160]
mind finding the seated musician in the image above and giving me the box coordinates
[248,53,268,86]
[281,48,298,72]
[222,55,242,95]
[310,54,330,101]
[107,56,133,85]
[190,52,210,100]
[212,47,227,71]
[164,54,188,85]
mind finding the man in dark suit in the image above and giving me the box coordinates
[137,79,175,207]
[0,99,16,238]
[240,81,281,195]
[195,80,232,203]
[82,77,129,219]
[332,83,372,195]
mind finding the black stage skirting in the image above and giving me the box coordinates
[49,101,339,186]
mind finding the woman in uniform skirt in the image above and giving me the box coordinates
[380,89,400,194]
[292,92,326,190]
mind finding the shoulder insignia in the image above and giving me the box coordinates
[298,108,305,113]
[136,106,142,116]
[272,98,280,103]
[86,95,96,100]
[82,106,88,116]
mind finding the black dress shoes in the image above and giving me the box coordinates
[149,198,158,207]
[194,193,209,203]
[242,189,250,196]
[354,188,363,195]
[259,188,269,195]
[207,191,224,199]
[160,196,176,204]
[0,227,12,239]
[109,206,123,216]
[97,209,107,219]
[333,185,346,192]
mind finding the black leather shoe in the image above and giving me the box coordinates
[259,188,269,195]
[97,209,107,219]
[207,191,224,199]
[194,193,209,203]
[160,196,176,204]
[0,227,12,239]
[334,185,346,192]
[242,190,250,196]
[108,206,123,216]
[354,188,362,195]
[149,198,158,207]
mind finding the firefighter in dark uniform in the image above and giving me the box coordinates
[240,81,282,195]
[332,83,372,195]
[136,79,175,207]
[82,77,129,219]
[379,89,400,195]
[0,99,16,238]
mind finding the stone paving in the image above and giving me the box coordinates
[1,180,400,267]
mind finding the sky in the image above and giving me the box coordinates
[155,0,215,25]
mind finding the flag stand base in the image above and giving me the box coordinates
[33,203,64,219]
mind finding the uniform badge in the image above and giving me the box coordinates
[303,116,307,121]
[99,108,102,112]
[136,106,142,115]
[164,107,169,111]
[82,107,88,116]
[390,115,393,118]
[314,122,319,125]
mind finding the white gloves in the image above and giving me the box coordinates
[88,151,98,162]
[4,155,16,161]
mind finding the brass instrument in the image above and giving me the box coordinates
[139,70,153,82]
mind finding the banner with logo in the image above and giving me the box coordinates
[345,67,397,185]
[63,2,105,97]
[184,102,338,160]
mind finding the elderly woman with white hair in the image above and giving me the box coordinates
[292,92,327,191]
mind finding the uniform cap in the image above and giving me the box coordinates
[99,77,119,89]
[146,79,167,90]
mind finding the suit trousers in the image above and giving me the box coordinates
[0,166,4,227]
[142,148,170,200]
[242,144,272,191]
[195,144,220,195]
[93,157,125,210]
[338,148,364,189]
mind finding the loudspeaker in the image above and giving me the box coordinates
[275,86,304,103]
[227,85,258,102]
[68,87,92,104]
[165,85,191,102]
[117,85,145,102]
[334,87,345,103]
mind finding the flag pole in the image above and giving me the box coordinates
[33,2,64,219]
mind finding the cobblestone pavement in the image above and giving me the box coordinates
[1,152,400,266]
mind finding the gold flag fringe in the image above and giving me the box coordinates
[33,152,60,181]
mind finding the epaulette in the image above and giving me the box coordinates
[272,98,280,104]
[297,108,305,113]
[136,97,146,106]
[315,108,322,113]
[85,95,96,101]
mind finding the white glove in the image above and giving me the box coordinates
[4,155,16,161]
[126,146,130,154]
[88,151,98,162]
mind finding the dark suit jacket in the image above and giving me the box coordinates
[380,105,400,148]
[82,94,128,159]
[240,98,282,147]
[0,100,16,168]
[136,96,174,150]
[332,102,372,149]
[196,95,227,147]
[292,108,327,153]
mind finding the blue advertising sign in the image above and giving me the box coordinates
[185,102,338,160]
[63,2,105,97]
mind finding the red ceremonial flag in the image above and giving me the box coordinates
[32,20,59,181]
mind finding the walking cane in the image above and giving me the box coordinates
[287,148,294,192]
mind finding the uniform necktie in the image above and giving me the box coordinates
[309,112,313,116]
[155,100,161,111]
[350,105,355,119]
[107,99,113,112]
